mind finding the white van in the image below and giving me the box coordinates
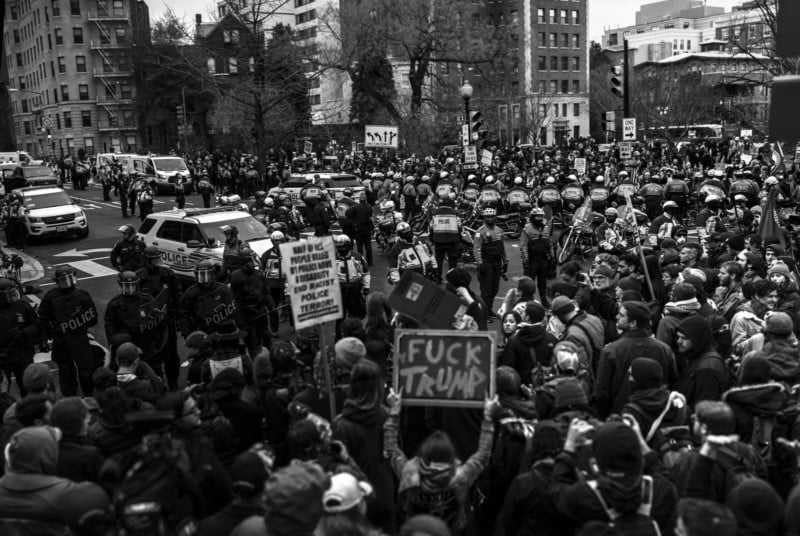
[0,151,42,166]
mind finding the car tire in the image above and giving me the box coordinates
[77,228,89,239]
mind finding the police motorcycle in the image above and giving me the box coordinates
[557,199,601,265]
[374,199,404,252]
[216,188,243,207]
[409,195,434,235]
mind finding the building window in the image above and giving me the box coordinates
[572,80,579,93]
[84,137,93,148]
[510,10,518,26]
[10,5,18,19]
[57,56,66,73]
[538,56,546,70]
[471,13,479,26]
[549,80,557,93]
[296,9,316,24]
[561,56,568,70]
[73,27,83,44]
[223,30,240,44]
[512,104,520,121]
[538,32,546,47]
[562,33,569,47]
[52,0,61,16]
[572,57,579,70]
[498,105,508,123]
[63,111,72,128]
[561,80,568,93]
[21,100,29,114]
[78,84,89,100]
[13,30,20,43]
[207,58,216,74]
[24,122,32,135]
[81,110,92,127]
[560,9,567,24]
[687,40,691,49]
[75,56,86,72]
[573,125,580,138]
[562,103,568,116]
[48,34,53,49]
[70,0,80,15]
[573,103,580,116]
[103,60,113,72]
[228,57,238,73]
[115,27,128,45]
[123,110,134,126]
[310,94,321,105]
[550,56,558,70]
[539,104,547,117]
[537,8,544,24]
[571,10,579,24]
[54,28,64,45]
[120,83,132,99]
[549,9,556,24]
[553,104,558,117]
[573,34,579,48]
[538,80,546,93]
[511,81,519,94]
[549,33,557,47]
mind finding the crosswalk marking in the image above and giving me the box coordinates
[64,259,118,278]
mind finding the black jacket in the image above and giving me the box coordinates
[55,435,105,483]
[345,202,374,235]
[196,502,265,536]
[500,324,557,384]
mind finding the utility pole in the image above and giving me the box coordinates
[623,39,631,118]
[181,87,188,152]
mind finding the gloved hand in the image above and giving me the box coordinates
[502,260,509,274]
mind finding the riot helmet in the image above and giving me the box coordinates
[118,271,140,296]
[54,266,77,290]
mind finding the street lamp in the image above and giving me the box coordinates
[459,80,473,141]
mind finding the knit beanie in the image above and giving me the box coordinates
[554,377,587,409]
[400,515,451,536]
[620,290,644,302]
[727,478,784,536]
[334,337,366,371]
[740,355,772,385]
[630,358,663,391]
[525,301,546,324]
[446,268,471,289]
[593,421,642,488]
[550,280,578,299]
[622,301,651,329]
[264,461,330,536]
[551,296,576,318]
[768,261,792,280]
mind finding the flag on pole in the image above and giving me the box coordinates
[771,142,785,174]
[758,189,785,248]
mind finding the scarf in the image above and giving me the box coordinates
[664,297,701,315]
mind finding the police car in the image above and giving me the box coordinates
[268,172,364,207]
[136,207,273,280]
[16,186,89,239]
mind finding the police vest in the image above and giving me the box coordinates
[589,186,610,202]
[615,182,637,199]
[730,179,755,195]
[561,185,583,201]
[538,187,561,203]
[479,189,502,204]
[397,242,433,271]
[699,182,726,199]
[435,182,454,198]
[664,180,689,197]
[463,188,480,201]
[640,183,663,198]
[477,226,504,259]
[506,189,528,205]
[430,208,460,243]
[337,255,366,286]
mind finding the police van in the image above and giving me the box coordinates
[137,207,273,281]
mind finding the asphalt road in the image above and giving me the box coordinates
[23,184,529,351]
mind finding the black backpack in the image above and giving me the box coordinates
[717,445,760,490]
[586,476,662,536]
[111,430,204,536]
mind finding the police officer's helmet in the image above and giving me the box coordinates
[334,234,352,255]
[221,224,239,237]
[118,224,136,238]
[396,221,413,240]
[382,200,395,212]
[255,191,267,201]
[0,278,19,304]
[54,266,77,290]
[663,201,679,213]
[239,246,255,260]
[705,194,723,206]
[545,176,556,184]
[595,175,605,184]
[268,222,288,234]
[618,171,629,178]
[143,246,162,266]
[270,231,285,243]
[485,175,495,184]
[604,207,617,220]
[265,197,274,207]
[514,176,524,186]
[118,271,140,296]
[194,259,216,284]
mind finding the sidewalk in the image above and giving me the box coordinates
[0,241,45,283]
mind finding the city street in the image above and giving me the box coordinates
[21,183,527,349]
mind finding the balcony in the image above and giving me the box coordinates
[90,39,128,50]
[92,68,132,77]
[88,8,129,21]
[95,97,133,106]
[98,122,136,132]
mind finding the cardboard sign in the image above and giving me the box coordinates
[464,145,477,163]
[208,357,244,378]
[574,157,586,175]
[481,149,493,166]
[388,270,463,329]
[393,329,496,408]
[365,125,399,148]
[280,237,343,330]
[303,140,313,154]
[740,128,753,138]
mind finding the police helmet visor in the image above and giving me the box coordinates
[0,285,19,304]
[196,267,213,284]
[121,280,139,295]
[55,271,77,289]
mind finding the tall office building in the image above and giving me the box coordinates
[4,0,150,157]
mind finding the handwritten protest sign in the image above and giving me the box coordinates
[393,330,496,408]
[280,236,342,330]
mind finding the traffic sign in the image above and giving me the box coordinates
[464,145,477,163]
[619,142,633,160]
[462,124,470,147]
[42,117,52,128]
[622,118,637,141]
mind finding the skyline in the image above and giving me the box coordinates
[148,0,748,43]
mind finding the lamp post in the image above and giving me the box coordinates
[459,80,473,142]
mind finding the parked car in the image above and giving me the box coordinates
[15,186,89,240]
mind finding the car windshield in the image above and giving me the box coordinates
[24,167,53,178]
[24,191,72,209]
[328,176,361,188]
[153,158,187,172]
[200,215,268,244]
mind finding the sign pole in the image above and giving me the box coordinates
[318,321,337,420]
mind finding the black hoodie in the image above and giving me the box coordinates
[501,324,557,384]
[676,317,730,408]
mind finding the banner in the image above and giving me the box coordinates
[758,189,785,248]
[393,330,496,408]
[365,125,399,148]
[280,237,343,329]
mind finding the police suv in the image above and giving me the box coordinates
[16,186,89,239]
[269,172,364,207]
[137,207,273,280]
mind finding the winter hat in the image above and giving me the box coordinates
[622,301,651,329]
[554,377,587,409]
[22,363,52,392]
[620,290,644,302]
[765,311,794,336]
[726,234,745,252]
[766,244,786,256]
[671,282,697,302]
[322,472,373,513]
[115,342,141,365]
[593,421,643,488]
[230,450,272,497]
[676,316,713,354]
[660,252,680,267]
[551,295,576,318]
[334,337,366,371]
[727,478,784,536]
[525,301,546,324]
[768,261,792,279]
[446,268,471,289]
[740,355,772,385]
[209,367,246,401]
[617,277,642,292]
[592,265,615,279]
[630,358,663,391]
[550,280,578,299]
[496,366,521,395]
[531,420,563,462]
[6,425,61,475]
[185,331,211,349]
[264,461,330,536]
[400,515,452,536]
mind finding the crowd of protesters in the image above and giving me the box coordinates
[1,134,800,536]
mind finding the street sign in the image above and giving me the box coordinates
[741,128,753,138]
[574,158,586,175]
[622,118,637,141]
[462,124,470,146]
[462,162,478,171]
[365,125,399,148]
[464,145,477,163]
[481,149,493,166]
[619,142,633,160]
[303,140,313,154]
[42,117,52,128]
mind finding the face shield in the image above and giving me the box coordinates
[196,268,213,284]
[121,279,139,296]
[55,272,77,290]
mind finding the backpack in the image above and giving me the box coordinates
[112,431,203,536]
[750,413,776,463]
[717,445,760,489]
[586,476,662,536]
[627,392,691,470]
[568,320,602,370]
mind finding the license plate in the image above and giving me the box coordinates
[56,226,67,232]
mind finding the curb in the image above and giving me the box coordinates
[1,242,46,283]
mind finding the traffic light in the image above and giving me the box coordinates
[469,111,483,135]
[610,65,624,98]
[176,105,184,123]
[601,111,615,132]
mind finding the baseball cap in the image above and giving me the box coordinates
[322,472,374,513]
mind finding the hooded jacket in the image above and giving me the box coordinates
[730,301,768,355]
[594,328,678,419]
[500,323,557,384]
[384,413,493,534]
[622,386,688,440]
[744,341,800,385]
[722,382,787,443]
[562,312,604,370]
[676,317,730,408]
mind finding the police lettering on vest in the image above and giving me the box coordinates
[58,306,97,334]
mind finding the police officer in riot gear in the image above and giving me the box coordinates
[38,266,100,396]
[111,224,146,272]
[474,207,507,320]
[261,230,289,335]
[0,278,39,395]
[179,259,242,336]
[117,171,132,218]
[334,235,370,325]
[105,271,171,377]
[136,246,182,389]
[520,208,552,307]
[230,246,274,355]
[387,222,438,284]
[428,193,462,278]
[219,224,246,281]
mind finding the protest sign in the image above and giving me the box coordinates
[280,237,342,330]
[574,157,586,175]
[481,149,493,166]
[388,270,464,329]
[393,330,496,408]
